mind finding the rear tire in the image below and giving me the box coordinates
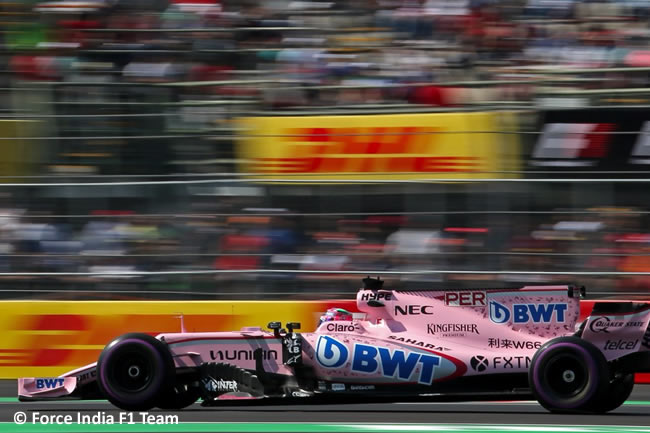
[97,333,175,411]
[594,373,634,413]
[529,337,608,413]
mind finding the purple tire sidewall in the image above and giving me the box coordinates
[532,342,599,410]
[98,338,165,404]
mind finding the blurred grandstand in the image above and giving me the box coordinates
[0,0,648,299]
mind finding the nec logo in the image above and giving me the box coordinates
[36,378,64,389]
[360,292,392,301]
[394,305,433,315]
[531,123,615,167]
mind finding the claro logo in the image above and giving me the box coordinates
[252,127,480,174]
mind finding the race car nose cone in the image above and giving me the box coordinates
[128,366,141,378]
[562,370,576,383]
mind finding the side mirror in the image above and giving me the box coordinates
[268,321,282,337]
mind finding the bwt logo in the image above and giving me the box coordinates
[36,378,64,389]
[316,335,349,368]
[315,336,441,385]
[489,301,568,324]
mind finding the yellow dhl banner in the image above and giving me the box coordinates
[0,300,344,378]
[236,112,521,180]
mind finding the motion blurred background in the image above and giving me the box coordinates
[0,0,649,299]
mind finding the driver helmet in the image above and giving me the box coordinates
[318,308,353,326]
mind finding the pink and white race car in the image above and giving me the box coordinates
[18,277,650,413]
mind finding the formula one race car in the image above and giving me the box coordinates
[18,277,650,413]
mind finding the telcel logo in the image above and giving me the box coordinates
[36,378,64,389]
[315,336,441,385]
[489,301,568,324]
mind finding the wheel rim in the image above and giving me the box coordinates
[543,353,588,399]
[109,348,154,394]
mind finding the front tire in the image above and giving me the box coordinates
[97,333,175,411]
[157,383,200,410]
[529,337,608,413]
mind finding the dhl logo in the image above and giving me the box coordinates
[0,301,338,376]
[252,127,480,174]
[0,314,234,368]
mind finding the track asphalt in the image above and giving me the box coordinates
[1,381,649,432]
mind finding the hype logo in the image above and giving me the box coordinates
[316,336,349,368]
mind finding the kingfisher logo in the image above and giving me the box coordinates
[315,336,441,385]
[36,378,64,389]
[489,301,568,324]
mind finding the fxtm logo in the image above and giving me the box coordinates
[315,336,441,385]
[489,301,567,324]
[444,292,486,307]
[492,356,532,369]
[394,305,433,315]
[589,316,645,334]
[36,378,64,389]
[471,355,531,370]
[470,356,489,372]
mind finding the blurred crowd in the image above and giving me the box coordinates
[0,0,649,298]
[0,0,648,177]
[0,202,648,297]
[3,0,650,109]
